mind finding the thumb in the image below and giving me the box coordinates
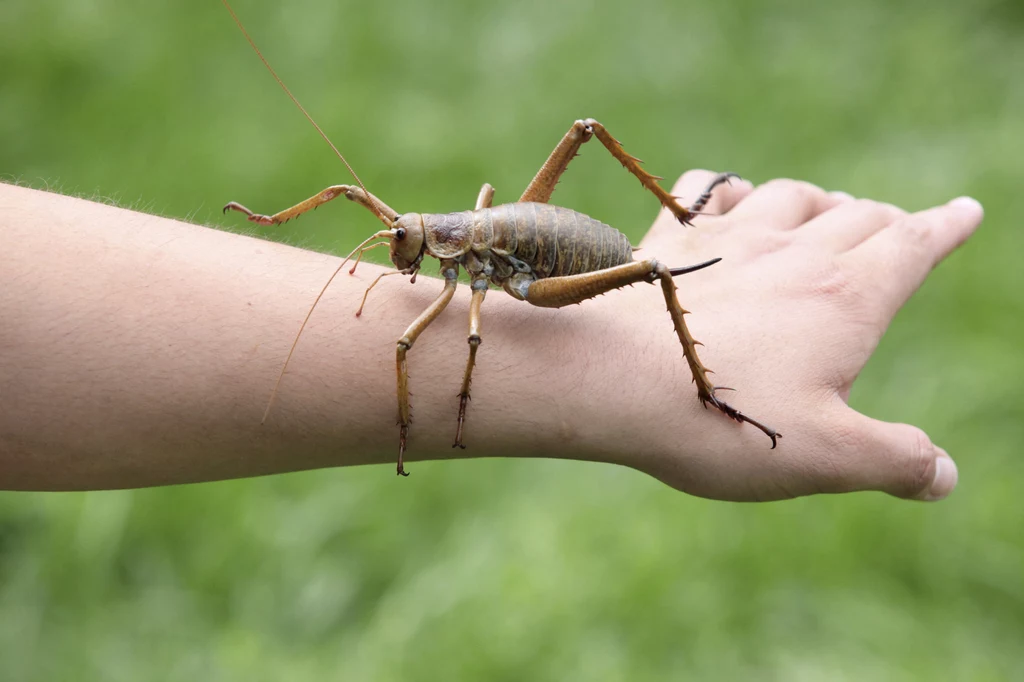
[831,410,958,500]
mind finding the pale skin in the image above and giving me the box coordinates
[0,177,983,500]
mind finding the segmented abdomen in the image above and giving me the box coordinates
[481,202,633,278]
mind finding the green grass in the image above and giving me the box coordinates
[2,0,1023,679]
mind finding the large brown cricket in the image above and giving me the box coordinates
[220,1,780,476]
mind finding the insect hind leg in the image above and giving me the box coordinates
[519,119,739,225]
[524,258,779,447]
[652,262,780,448]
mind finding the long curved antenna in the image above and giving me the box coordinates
[261,230,393,423]
[220,0,386,222]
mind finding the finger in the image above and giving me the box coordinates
[816,409,958,500]
[846,197,984,318]
[728,178,846,231]
[671,169,754,216]
[797,198,906,252]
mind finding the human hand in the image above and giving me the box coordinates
[591,171,982,501]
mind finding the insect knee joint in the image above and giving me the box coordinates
[468,334,481,347]
[573,119,594,140]
[643,259,663,283]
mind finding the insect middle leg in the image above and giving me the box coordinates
[453,278,488,448]
[520,119,737,224]
[446,185,497,448]
[223,184,398,227]
[524,259,779,447]
[394,262,460,476]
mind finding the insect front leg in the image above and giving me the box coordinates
[524,259,779,447]
[223,184,398,227]
[453,278,488,449]
[395,263,459,476]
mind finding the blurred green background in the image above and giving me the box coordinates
[2,0,1022,679]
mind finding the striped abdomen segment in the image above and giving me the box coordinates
[481,202,633,278]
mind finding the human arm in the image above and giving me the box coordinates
[0,179,982,498]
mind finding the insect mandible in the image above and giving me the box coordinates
[220,0,780,476]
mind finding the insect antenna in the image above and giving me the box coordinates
[220,0,387,222]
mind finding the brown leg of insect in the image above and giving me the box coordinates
[395,263,460,476]
[475,183,495,210]
[520,119,736,225]
[453,279,488,449]
[223,184,398,227]
[525,258,779,447]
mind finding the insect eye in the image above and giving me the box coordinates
[395,228,407,241]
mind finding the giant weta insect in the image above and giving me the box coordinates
[220,1,779,475]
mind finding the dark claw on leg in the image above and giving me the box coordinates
[689,171,741,214]
[452,394,469,449]
[397,424,411,476]
[700,389,780,449]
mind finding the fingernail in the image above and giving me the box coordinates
[948,196,983,215]
[920,448,958,501]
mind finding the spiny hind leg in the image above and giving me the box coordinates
[653,263,780,447]
[453,279,488,448]
[223,185,398,227]
[395,264,459,476]
[519,121,592,204]
[523,257,779,447]
[519,119,738,224]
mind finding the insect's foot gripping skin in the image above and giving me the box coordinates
[686,172,741,215]
[452,393,470,449]
[699,386,781,449]
[397,424,411,476]
[222,201,277,225]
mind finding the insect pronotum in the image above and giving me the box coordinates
[220,0,780,476]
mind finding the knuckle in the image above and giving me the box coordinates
[807,259,855,298]
[875,200,907,222]
[897,425,937,496]
[760,178,826,200]
[852,198,906,224]
[804,257,878,326]
[750,230,793,255]
[809,416,866,492]
[898,215,933,245]
[673,168,716,191]
[828,413,865,456]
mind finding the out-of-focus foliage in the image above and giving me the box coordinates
[1,0,1022,679]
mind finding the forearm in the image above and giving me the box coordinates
[2,176,978,500]
[0,184,686,490]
